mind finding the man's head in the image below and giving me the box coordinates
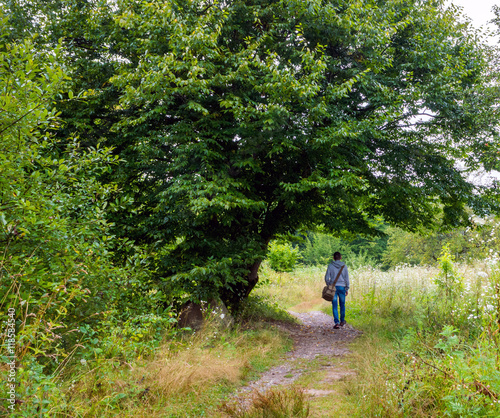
[333,252,341,261]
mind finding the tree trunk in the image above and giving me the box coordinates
[219,259,263,311]
[244,259,262,298]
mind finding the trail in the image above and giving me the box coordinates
[235,310,362,400]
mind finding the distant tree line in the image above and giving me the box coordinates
[268,216,500,271]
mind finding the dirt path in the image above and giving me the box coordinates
[237,311,362,399]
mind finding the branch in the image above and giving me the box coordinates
[0,103,43,136]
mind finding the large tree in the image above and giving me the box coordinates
[9,0,500,307]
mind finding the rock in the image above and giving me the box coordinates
[177,301,204,330]
[177,299,234,330]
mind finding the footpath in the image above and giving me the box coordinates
[234,311,362,406]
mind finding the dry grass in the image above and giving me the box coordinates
[221,386,310,417]
[141,342,246,398]
[64,321,290,417]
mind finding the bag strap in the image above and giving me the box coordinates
[331,265,345,287]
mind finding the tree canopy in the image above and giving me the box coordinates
[6,0,500,307]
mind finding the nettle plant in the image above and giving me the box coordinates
[434,245,464,301]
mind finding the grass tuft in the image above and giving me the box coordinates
[221,386,310,417]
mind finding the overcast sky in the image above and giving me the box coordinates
[446,2,499,183]
[448,0,498,35]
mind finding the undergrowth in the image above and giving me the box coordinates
[0,296,294,417]
[5,245,500,417]
[255,249,500,417]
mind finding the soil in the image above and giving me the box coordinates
[236,311,362,400]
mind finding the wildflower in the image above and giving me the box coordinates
[80,359,87,366]
[220,313,225,319]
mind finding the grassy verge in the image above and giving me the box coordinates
[62,324,292,417]
[339,258,500,417]
[0,298,295,417]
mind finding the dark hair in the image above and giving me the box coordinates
[333,252,341,260]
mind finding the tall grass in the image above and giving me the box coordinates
[342,258,500,417]
[6,254,500,417]
[257,255,500,417]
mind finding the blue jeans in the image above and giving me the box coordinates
[332,286,346,324]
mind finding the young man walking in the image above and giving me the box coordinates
[324,252,350,329]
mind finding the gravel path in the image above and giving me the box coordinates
[236,311,362,397]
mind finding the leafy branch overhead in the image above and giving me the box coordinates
[11,0,500,305]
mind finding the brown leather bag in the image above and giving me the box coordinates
[322,265,344,302]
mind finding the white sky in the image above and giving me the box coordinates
[446,2,499,185]
[448,0,498,37]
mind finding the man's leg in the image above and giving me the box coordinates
[336,287,346,325]
[332,292,340,325]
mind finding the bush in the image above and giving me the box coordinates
[0,18,166,416]
[434,245,464,301]
[267,241,299,272]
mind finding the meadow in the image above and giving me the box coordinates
[3,251,500,417]
[254,254,500,417]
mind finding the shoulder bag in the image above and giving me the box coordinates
[322,265,344,302]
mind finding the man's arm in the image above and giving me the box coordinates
[324,265,332,285]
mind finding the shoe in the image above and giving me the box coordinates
[333,324,340,329]
[340,321,346,327]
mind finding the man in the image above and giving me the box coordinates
[324,252,350,329]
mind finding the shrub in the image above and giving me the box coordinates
[267,241,299,272]
[434,245,464,301]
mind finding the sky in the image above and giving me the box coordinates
[448,0,498,34]
[445,2,499,184]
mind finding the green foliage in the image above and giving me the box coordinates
[78,311,178,361]
[390,324,500,417]
[340,260,500,417]
[238,295,295,323]
[13,0,500,306]
[299,233,345,266]
[267,241,299,272]
[299,231,382,268]
[434,245,464,300]
[0,15,109,359]
[382,217,500,268]
[0,12,174,416]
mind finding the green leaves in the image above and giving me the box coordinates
[19,0,500,305]
[0,9,158,382]
[267,241,299,272]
